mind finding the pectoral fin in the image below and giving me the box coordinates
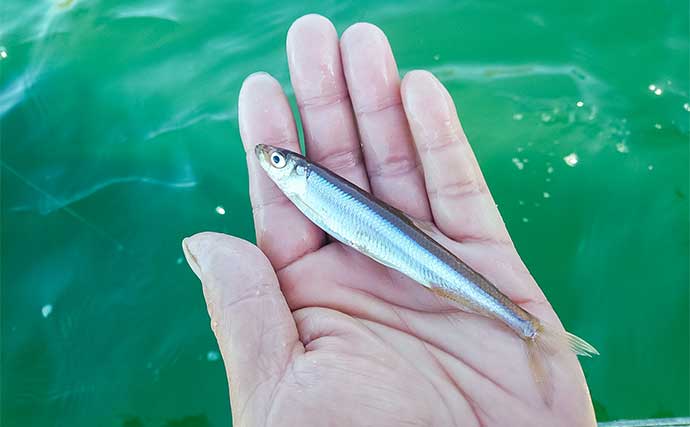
[353,243,400,271]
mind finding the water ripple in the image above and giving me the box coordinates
[146,109,234,140]
[8,174,197,215]
[108,4,180,24]
[0,75,34,118]
[429,63,604,90]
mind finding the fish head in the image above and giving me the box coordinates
[255,144,308,197]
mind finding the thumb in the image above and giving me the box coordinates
[182,232,303,424]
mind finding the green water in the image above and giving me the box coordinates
[1,0,688,425]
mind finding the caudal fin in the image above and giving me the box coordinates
[534,322,599,357]
[526,322,598,405]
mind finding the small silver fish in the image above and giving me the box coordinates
[255,144,597,389]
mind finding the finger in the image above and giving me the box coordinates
[340,23,432,220]
[401,70,510,244]
[182,232,304,423]
[239,72,325,269]
[287,15,370,190]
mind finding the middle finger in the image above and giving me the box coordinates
[340,23,432,220]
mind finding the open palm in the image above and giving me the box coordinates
[183,15,596,427]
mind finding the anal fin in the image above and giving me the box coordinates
[430,286,482,315]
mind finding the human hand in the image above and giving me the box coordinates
[182,14,596,427]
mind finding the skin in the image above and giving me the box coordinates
[182,14,597,427]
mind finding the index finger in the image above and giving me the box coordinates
[239,73,325,269]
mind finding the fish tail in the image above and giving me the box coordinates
[525,321,599,405]
[532,321,599,357]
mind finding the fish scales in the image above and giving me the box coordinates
[303,162,535,338]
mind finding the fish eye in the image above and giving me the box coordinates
[270,152,286,168]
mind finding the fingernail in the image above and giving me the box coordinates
[182,233,253,287]
[341,23,399,112]
[182,235,221,326]
[286,14,342,102]
[182,237,204,279]
[403,71,453,127]
[237,72,296,153]
[238,72,278,110]
[246,71,271,79]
